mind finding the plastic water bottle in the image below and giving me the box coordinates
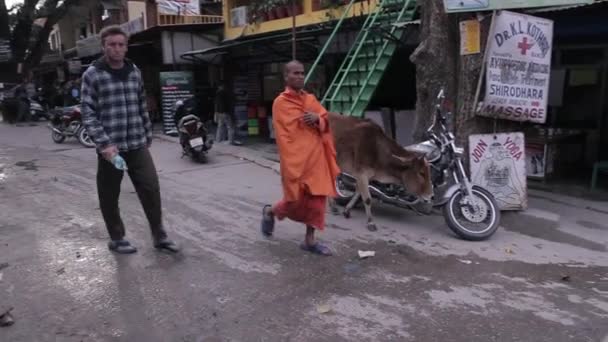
[111,155,128,171]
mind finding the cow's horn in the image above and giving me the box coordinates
[392,154,411,164]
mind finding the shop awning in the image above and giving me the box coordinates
[180,27,328,63]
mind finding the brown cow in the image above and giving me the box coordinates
[327,113,433,231]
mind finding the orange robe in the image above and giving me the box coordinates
[272,87,340,230]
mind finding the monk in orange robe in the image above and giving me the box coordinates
[261,60,340,256]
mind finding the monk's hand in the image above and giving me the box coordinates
[303,112,320,127]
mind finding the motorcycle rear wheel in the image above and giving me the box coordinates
[194,150,207,163]
[334,174,362,207]
[51,130,65,143]
[443,186,500,241]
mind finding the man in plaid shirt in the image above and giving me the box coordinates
[82,25,179,254]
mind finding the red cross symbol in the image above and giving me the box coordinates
[518,37,533,55]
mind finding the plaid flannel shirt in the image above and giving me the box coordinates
[81,58,152,152]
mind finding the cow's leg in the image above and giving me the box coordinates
[343,192,361,219]
[356,176,377,232]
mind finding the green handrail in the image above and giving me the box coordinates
[303,0,358,86]
[348,0,416,116]
[323,0,387,108]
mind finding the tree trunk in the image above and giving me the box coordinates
[10,0,39,63]
[410,0,458,142]
[453,12,494,148]
[23,0,80,69]
[0,0,10,39]
[411,0,511,161]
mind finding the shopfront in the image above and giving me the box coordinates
[520,3,608,190]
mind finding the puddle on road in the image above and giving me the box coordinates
[502,213,607,252]
[15,159,39,171]
[577,220,608,231]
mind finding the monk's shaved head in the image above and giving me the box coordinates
[283,60,304,76]
[283,60,305,90]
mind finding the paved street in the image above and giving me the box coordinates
[0,122,607,342]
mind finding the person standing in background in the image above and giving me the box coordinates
[214,82,242,146]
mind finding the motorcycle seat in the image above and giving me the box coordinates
[178,114,201,128]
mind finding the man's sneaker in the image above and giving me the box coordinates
[108,240,137,254]
[154,238,180,253]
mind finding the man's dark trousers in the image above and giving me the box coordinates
[97,147,167,242]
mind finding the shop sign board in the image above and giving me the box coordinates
[160,71,194,135]
[157,0,200,15]
[469,132,528,211]
[478,11,553,124]
[460,19,481,55]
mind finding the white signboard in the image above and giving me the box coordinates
[444,0,593,13]
[479,11,553,124]
[469,133,527,211]
[157,0,200,15]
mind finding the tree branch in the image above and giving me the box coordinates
[25,0,82,67]
[10,0,40,63]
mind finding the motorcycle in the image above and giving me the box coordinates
[335,89,501,241]
[48,104,95,148]
[174,99,213,163]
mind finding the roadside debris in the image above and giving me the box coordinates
[458,259,472,265]
[358,250,375,259]
[316,304,332,314]
[0,262,9,270]
[505,248,514,254]
[0,308,14,327]
[561,275,571,282]
[56,267,65,275]
[76,252,81,259]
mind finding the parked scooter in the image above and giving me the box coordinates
[29,89,51,121]
[174,99,213,163]
[335,89,501,241]
[48,104,95,148]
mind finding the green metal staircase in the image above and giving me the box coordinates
[305,0,418,117]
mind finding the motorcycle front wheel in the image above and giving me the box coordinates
[51,129,65,143]
[443,186,500,241]
[77,127,95,148]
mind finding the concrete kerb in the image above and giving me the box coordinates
[153,133,281,174]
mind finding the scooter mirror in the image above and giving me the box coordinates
[437,88,445,100]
